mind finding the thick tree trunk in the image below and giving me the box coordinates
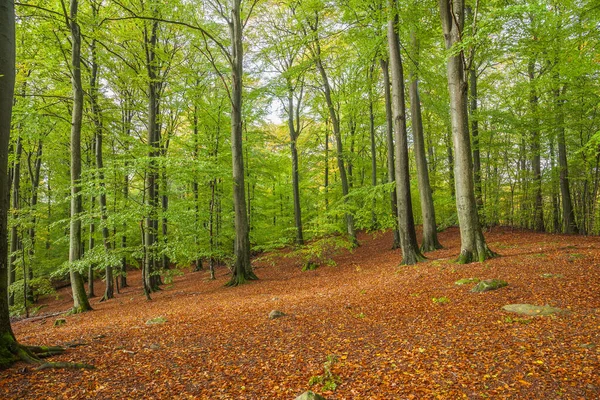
[0,0,18,352]
[380,59,401,249]
[528,60,544,232]
[68,0,92,312]
[227,0,257,286]
[440,0,495,263]
[408,32,442,252]
[387,0,424,265]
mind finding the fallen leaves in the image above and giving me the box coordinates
[0,227,599,399]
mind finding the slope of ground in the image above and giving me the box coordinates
[1,227,599,399]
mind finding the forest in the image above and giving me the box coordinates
[0,0,599,398]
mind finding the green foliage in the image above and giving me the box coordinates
[8,277,55,317]
[288,236,354,271]
[503,316,532,325]
[308,354,341,392]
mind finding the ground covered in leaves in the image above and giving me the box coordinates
[1,227,599,399]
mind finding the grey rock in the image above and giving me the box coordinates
[471,279,508,293]
[502,304,565,316]
[268,310,286,319]
[295,391,327,400]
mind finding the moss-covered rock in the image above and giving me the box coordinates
[54,319,66,327]
[455,277,480,285]
[295,391,327,400]
[471,279,508,293]
[502,304,565,316]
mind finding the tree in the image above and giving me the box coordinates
[66,0,92,313]
[387,0,424,265]
[439,0,495,263]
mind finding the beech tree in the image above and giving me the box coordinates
[440,0,495,263]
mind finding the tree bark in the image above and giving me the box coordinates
[380,58,401,249]
[368,62,378,229]
[68,0,92,312]
[440,0,495,263]
[528,60,544,232]
[0,0,18,354]
[310,20,357,245]
[287,85,304,245]
[555,85,577,234]
[227,0,257,286]
[387,0,424,265]
[8,136,21,306]
[408,32,442,252]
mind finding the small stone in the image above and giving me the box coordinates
[271,297,279,301]
[268,310,286,319]
[54,318,66,327]
[471,279,508,293]
[149,343,161,350]
[146,316,167,325]
[295,391,327,400]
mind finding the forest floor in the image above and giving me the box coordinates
[1,227,599,399]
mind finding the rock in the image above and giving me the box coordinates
[54,318,66,327]
[268,310,286,319]
[149,343,161,350]
[455,277,480,285]
[146,316,167,325]
[502,304,565,316]
[295,391,327,400]
[471,279,508,293]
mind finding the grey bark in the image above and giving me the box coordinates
[8,136,21,306]
[380,58,401,249]
[555,86,577,233]
[68,0,92,312]
[408,32,442,252]
[387,0,424,265]
[440,0,495,263]
[227,0,257,286]
[287,84,304,245]
[528,60,544,232]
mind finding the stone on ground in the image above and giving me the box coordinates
[268,310,286,319]
[295,391,327,400]
[471,279,508,293]
[502,304,565,316]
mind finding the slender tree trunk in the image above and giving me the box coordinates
[8,136,21,306]
[87,194,95,298]
[68,0,92,312]
[380,59,400,249]
[227,0,257,286]
[440,0,495,263]
[312,30,357,245]
[528,60,544,232]
[144,17,160,293]
[387,0,424,264]
[287,87,304,245]
[26,141,43,303]
[555,86,577,233]
[368,63,378,229]
[550,136,561,232]
[408,32,442,252]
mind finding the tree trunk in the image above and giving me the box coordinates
[227,0,257,286]
[26,141,43,303]
[380,58,401,249]
[144,16,160,293]
[68,0,92,312]
[0,0,18,356]
[8,136,22,307]
[440,0,495,263]
[555,86,577,234]
[408,32,442,252]
[87,194,95,298]
[311,26,357,245]
[528,60,544,232]
[387,0,424,265]
[368,63,378,230]
[287,86,304,246]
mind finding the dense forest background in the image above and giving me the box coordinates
[6,0,600,315]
